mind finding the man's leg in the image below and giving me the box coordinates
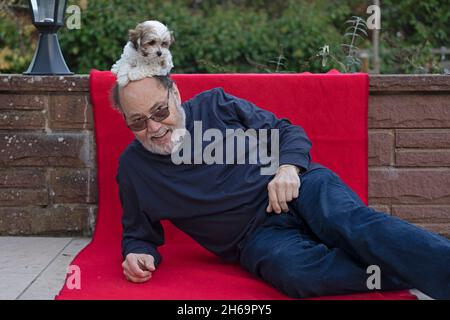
[239,212,410,299]
[290,167,450,299]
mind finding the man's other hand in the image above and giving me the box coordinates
[122,253,156,283]
[266,164,301,214]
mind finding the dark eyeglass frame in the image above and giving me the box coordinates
[123,88,171,132]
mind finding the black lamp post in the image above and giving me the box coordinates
[24,0,73,75]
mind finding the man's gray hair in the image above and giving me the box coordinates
[111,75,175,113]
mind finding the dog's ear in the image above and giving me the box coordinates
[129,26,141,50]
[170,30,175,45]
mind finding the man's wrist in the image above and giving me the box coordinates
[277,164,300,175]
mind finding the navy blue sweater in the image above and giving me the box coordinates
[116,87,315,265]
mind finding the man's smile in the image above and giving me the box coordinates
[151,128,171,143]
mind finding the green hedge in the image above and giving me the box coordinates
[57,0,347,74]
[0,0,448,74]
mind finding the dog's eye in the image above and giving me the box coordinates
[162,42,168,47]
[146,40,156,46]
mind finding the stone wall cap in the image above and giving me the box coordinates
[1,73,450,93]
[0,74,90,92]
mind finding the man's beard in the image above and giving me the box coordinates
[136,103,187,155]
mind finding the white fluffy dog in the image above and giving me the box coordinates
[111,20,175,87]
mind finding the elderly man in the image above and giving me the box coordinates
[112,75,450,299]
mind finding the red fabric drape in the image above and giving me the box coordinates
[55,70,415,300]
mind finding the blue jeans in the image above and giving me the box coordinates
[239,167,450,299]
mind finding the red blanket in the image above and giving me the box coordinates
[55,70,416,300]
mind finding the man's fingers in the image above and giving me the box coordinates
[286,180,299,202]
[293,181,300,199]
[267,183,282,214]
[285,183,295,202]
[126,256,151,278]
[284,179,300,202]
[141,255,156,272]
[270,199,281,214]
[267,167,302,214]
[123,262,150,279]
[124,266,152,281]
[123,269,151,283]
[274,182,289,212]
[276,188,289,212]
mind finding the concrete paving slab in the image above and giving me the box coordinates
[18,238,91,300]
[0,237,72,300]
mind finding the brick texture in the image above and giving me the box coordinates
[0,189,48,207]
[0,168,46,188]
[369,95,450,128]
[368,76,450,237]
[368,130,394,166]
[0,75,89,92]
[0,110,46,130]
[0,205,94,236]
[392,205,450,223]
[396,129,450,148]
[369,168,450,204]
[0,133,92,167]
[50,168,97,204]
[0,94,48,110]
[0,75,95,236]
[49,94,93,129]
[395,149,450,167]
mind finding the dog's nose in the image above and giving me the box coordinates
[156,51,162,56]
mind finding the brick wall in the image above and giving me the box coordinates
[0,74,449,238]
[369,75,450,237]
[0,75,96,236]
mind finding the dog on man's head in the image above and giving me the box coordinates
[111,20,175,87]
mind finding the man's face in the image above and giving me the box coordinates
[119,77,186,155]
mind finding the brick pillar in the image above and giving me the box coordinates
[0,75,97,236]
[368,75,450,237]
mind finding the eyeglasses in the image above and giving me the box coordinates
[124,88,171,131]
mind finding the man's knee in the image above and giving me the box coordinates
[270,260,330,298]
[295,167,341,214]
[252,245,330,298]
[301,167,338,186]
[298,167,365,211]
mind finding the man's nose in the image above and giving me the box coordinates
[146,118,162,132]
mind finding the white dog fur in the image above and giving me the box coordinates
[111,20,174,87]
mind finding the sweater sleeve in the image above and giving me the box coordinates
[214,88,312,172]
[117,169,164,266]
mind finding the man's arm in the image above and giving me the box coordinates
[214,88,311,213]
[117,167,164,281]
[214,88,312,172]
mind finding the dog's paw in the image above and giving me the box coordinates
[116,76,129,87]
[128,67,148,82]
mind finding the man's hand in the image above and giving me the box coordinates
[122,253,156,283]
[266,165,301,214]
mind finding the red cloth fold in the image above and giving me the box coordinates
[55,70,416,300]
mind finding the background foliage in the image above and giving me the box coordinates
[0,0,449,74]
